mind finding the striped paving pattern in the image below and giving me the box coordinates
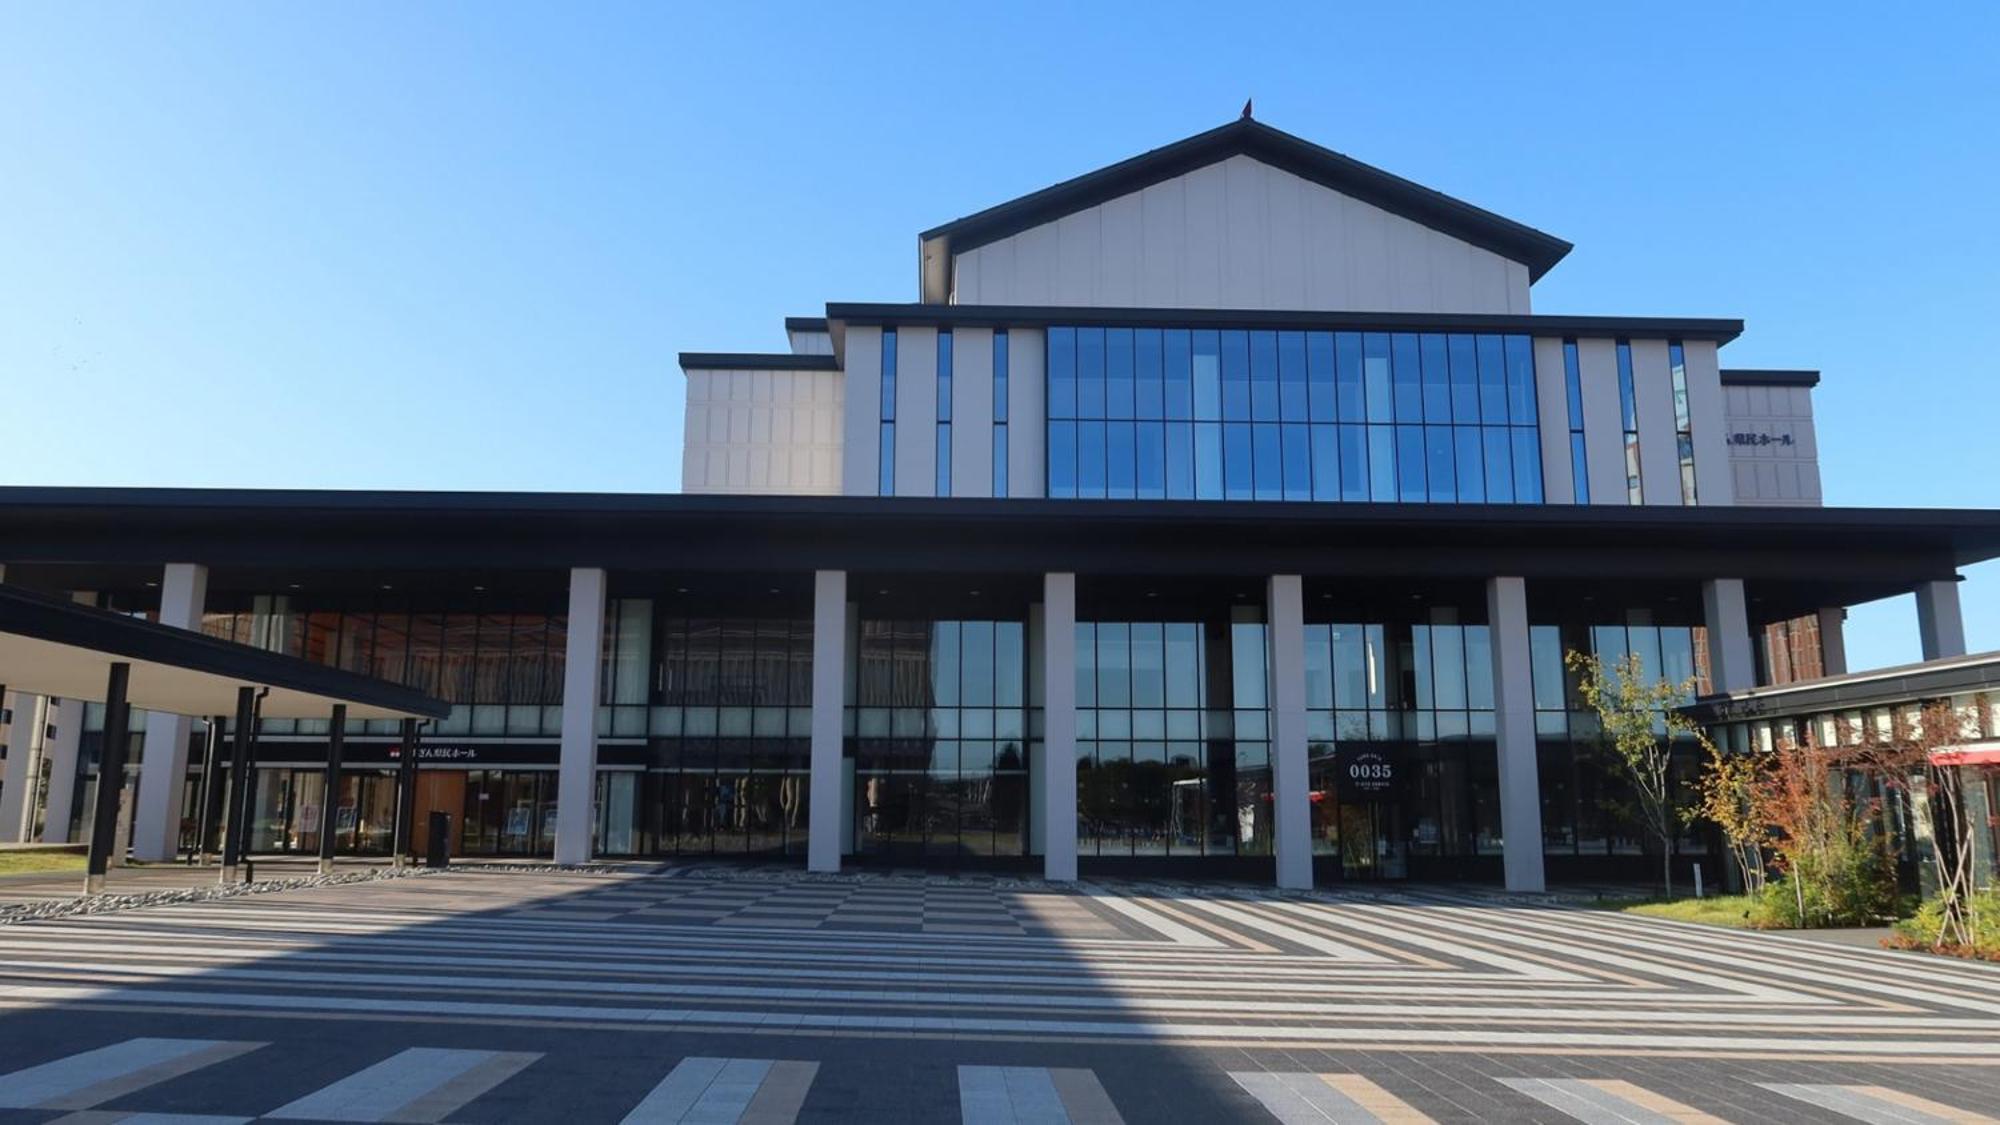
[3,1039,2000,1122]
[1,870,1999,1120]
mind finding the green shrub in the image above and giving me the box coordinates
[1747,843,1900,929]
[1890,890,2000,957]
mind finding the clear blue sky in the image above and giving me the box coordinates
[3,3,1996,670]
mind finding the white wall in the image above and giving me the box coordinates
[787,328,834,356]
[1530,337,1575,503]
[841,328,882,495]
[1724,383,1822,506]
[680,367,844,495]
[1006,328,1046,498]
[951,327,995,497]
[1681,341,1734,505]
[952,155,1531,315]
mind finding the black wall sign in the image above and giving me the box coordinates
[1334,746,1401,798]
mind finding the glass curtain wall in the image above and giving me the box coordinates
[1301,609,1500,879]
[1075,616,1272,858]
[200,593,573,738]
[1047,327,1543,504]
[644,614,813,857]
[850,618,1030,861]
[1529,616,1714,867]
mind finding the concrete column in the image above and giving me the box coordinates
[1816,607,1848,677]
[554,567,607,866]
[1041,573,1078,882]
[1266,575,1313,890]
[132,562,209,861]
[1487,577,1547,893]
[1702,578,1757,693]
[1,693,44,842]
[807,570,847,873]
[40,697,83,843]
[1917,578,1968,661]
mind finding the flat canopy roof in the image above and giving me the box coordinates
[2,488,2000,626]
[0,585,449,721]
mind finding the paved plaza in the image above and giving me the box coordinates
[0,869,1998,1123]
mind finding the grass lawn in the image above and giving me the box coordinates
[1611,894,1759,929]
[0,850,87,876]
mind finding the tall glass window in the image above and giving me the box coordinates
[993,330,1009,497]
[879,329,898,497]
[1075,619,1270,857]
[851,618,1029,859]
[1047,326,1544,505]
[1668,340,1697,505]
[1563,339,1588,503]
[1615,340,1642,504]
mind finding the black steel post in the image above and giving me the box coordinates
[83,662,132,895]
[391,718,419,866]
[218,686,256,880]
[317,704,346,873]
[195,716,226,859]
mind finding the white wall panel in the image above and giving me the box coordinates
[1530,337,1575,503]
[1680,340,1732,505]
[683,367,845,496]
[1629,339,1681,506]
[951,155,1530,314]
[952,327,994,497]
[1724,381,1822,506]
[1575,338,1627,505]
[841,327,881,495]
[895,326,938,497]
[1008,327,1046,497]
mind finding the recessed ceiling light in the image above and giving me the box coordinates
[288,583,301,590]
[878,589,889,596]
[473,585,485,592]
[768,588,780,595]
[676,587,688,594]
[969,589,981,597]
[380,584,394,591]
[144,581,158,588]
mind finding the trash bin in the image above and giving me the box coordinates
[425,812,451,868]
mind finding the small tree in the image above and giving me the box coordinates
[1566,649,1713,898]
[1748,727,1894,927]
[1693,737,1767,894]
[1846,698,1987,947]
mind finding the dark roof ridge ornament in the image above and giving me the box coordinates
[1241,98,1253,120]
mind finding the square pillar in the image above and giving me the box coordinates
[1816,607,1848,677]
[1,693,43,842]
[807,570,847,873]
[40,697,83,843]
[1487,577,1546,893]
[554,567,607,866]
[84,662,134,895]
[1041,573,1078,882]
[133,562,209,861]
[1266,575,1313,891]
[1702,578,1756,693]
[1917,578,1968,661]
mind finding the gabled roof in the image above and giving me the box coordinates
[918,118,1574,302]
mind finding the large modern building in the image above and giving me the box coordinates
[3,116,1998,891]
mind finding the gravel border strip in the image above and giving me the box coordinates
[0,864,443,926]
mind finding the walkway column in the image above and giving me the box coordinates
[807,570,847,873]
[554,567,607,866]
[1,693,42,842]
[1917,578,1968,661]
[1041,573,1078,882]
[133,562,209,861]
[391,718,419,866]
[1817,607,1849,676]
[40,698,83,843]
[317,704,346,875]
[1701,578,1757,693]
[1487,577,1546,893]
[1267,575,1312,891]
[83,662,133,895]
[220,686,257,883]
